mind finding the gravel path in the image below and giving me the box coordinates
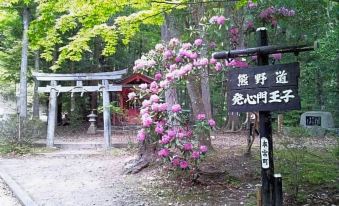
[0,150,162,206]
[0,177,21,206]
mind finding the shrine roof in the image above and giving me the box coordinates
[117,73,154,85]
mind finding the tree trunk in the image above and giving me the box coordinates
[201,66,212,120]
[187,1,213,149]
[32,51,40,118]
[161,12,179,109]
[19,7,30,118]
[187,75,213,149]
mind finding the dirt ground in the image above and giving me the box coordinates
[0,177,21,206]
[0,129,337,206]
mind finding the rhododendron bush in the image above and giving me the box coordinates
[129,37,225,172]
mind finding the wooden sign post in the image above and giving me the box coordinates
[257,27,274,206]
[213,27,313,206]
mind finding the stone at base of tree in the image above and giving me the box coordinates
[124,142,157,174]
[123,157,150,174]
[196,165,229,185]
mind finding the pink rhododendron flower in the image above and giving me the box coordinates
[142,100,151,107]
[169,38,180,48]
[172,158,180,166]
[171,104,182,113]
[160,135,171,144]
[155,125,164,134]
[247,0,257,9]
[178,68,187,77]
[185,130,193,137]
[150,94,160,103]
[154,73,162,81]
[277,7,295,17]
[150,81,159,94]
[182,63,193,73]
[272,53,282,61]
[172,70,180,79]
[226,59,248,68]
[167,129,176,138]
[192,151,200,159]
[169,64,178,71]
[159,80,169,88]
[189,52,198,59]
[182,43,192,50]
[200,145,208,153]
[194,38,203,46]
[137,129,146,141]
[210,16,226,25]
[133,59,146,71]
[180,160,189,169]
[140,108,149,115]
[158,148,169,157]
[208,119,216,127]
[163,50,173,59]
[183,143,193,151]
[175,56,182,63]
[139,83,147,90]
[155,43,165,52]
[159,103,168,111]
[216,16,226,25]
[127,92,136,100]
[209,16,218,24]
[194,58,209,67]
[177,132,185,139]
[215,62,223,71]
[197,113,206,120]
[259,6,276,21]
[210,58,217,64]
[166,72,174,81]
[151,103,160,112]
[142,117,153,127]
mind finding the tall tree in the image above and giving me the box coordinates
[18,5,29,118]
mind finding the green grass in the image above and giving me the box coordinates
[0,141,58,155]
[274,147,339,203]
[0,141,32,155]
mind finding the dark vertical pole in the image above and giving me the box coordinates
[256,27,274,206]
[274,174,283,206]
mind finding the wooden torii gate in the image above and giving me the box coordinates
[33,69,128,149]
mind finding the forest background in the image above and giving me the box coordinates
[0,0,338,129]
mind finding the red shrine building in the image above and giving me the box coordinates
[112,73,153,125]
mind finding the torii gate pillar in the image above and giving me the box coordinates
[102,80,111,148]
[46,80,57,147]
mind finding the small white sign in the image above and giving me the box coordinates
[260,137,269,169]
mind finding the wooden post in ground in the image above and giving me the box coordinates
[273,174,283,206]
[256,184,262,206]
[257,27,274,206]
[47,80,57,147]
[102,80,111,149]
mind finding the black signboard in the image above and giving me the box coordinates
[306,116,321,126]
[227,62,300,112]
